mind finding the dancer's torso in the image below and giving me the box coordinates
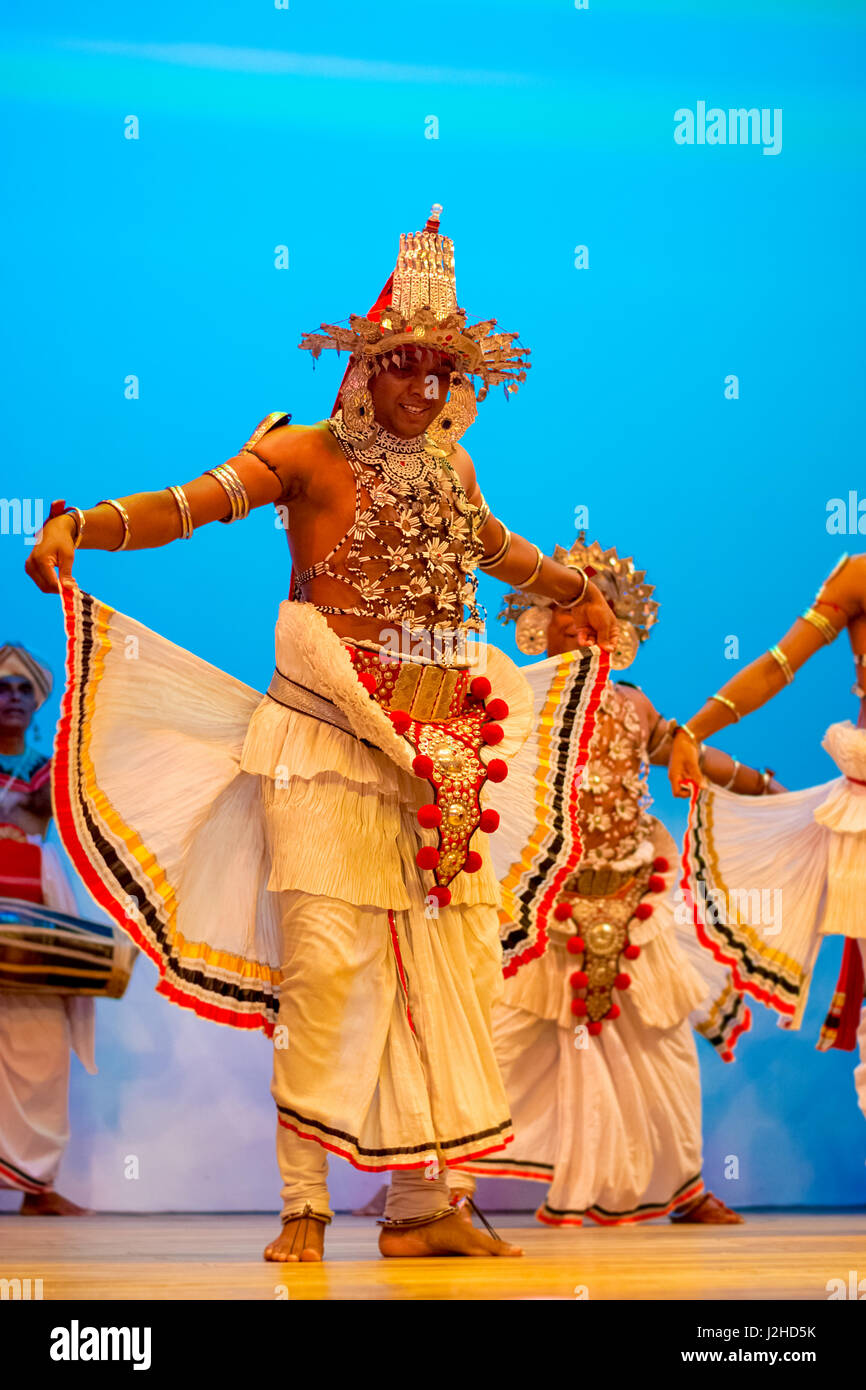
[279,419,486,649]
[571,682,657,875]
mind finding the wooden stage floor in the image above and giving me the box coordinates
[2,1211,864,1300]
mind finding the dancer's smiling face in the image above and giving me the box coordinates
[369,349,454,438]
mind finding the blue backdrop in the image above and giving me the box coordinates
[2,1,864,1212]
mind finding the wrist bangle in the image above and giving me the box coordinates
[517,544,545,590]
[97,499,131,551]
[559,567,589,609]
[721,758,740,790]
[709,692,741,721]
[678,722,699,744]
[758,767,775,795]
[63,507,86,548]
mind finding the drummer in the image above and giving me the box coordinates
[0,643,95,1215]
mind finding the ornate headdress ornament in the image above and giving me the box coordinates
[0,643,53,708]
[500,531,659,669]
[299,205,531,447]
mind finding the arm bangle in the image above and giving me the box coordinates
[63,507,86,548]
[768,645,795,684]
[559,567,589,609]
[166,485,194,540]
[475,497,491,531]
[479,522,512,571]
[205,464,251,522]
[801,607,840,645]
[517,544,545,590]
[721,758,740,790]
[709,692,741,720]
[97,499,131,551]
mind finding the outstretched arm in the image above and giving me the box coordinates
[648,709,784,795]
[452,444,618,651]
[25,424,312,594]
[668,554,866,796]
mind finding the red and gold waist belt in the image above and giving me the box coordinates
[549,854,675,1036]
[266,644,514,901]
[343,642,472,722]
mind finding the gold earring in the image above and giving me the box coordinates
[339,364,377,446]
[425,377,477,451]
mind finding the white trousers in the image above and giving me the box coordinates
[0,993,72,1193]
[276,1122,452,1224]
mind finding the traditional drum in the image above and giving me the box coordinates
[0,898,138,997]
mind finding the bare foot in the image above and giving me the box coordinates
[379,1212,522,1258]
[263,1214,327,1262]
[20,1190,89,1216]
[670,1191,744,1225]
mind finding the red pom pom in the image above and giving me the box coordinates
[391,709,412,734]
[416,846,440,871]
[486,759,508,782]
[553,901,574,922]
[570,997,587,1016]
[569,970,588,990]
[428,885,451,908]
[470,676,491,700]
[412,754,434,779]
[634,903,653,920]
[608,1003,621,1020]
[721,1049,734,1063]
[479,809,500,833]
[481,722,504,746]
[587,1020,603,1036]
[566,935,586,955]
[463,851,483,874]
[486,698,509,721]
[614,972,631,991]
[653,856,670,873]
[357,671,377,694]
[624,943,641,961]
[417,804,442,829]
[648,874,666,894]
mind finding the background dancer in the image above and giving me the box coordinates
[449,535,775,1226]
[670,554,866,1119]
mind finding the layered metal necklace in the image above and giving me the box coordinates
[330,416,441,489]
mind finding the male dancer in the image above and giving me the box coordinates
[25,207,617,1260]
[450,536,773,1226]
[0,645,93,1213]
[670,554,866,1114]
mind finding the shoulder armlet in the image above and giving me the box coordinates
[239,412,292,453]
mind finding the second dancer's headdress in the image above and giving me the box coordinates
[500,531,659,670]
[298,204,531,449]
